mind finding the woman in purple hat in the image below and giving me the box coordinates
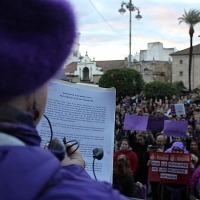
[161,142,192,200]
[0,0,129,199]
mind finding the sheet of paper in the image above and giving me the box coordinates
[123,115,149,131]
[170,104,185,115]
[37,80,116,183]
[164,120,188,137]
[147,116,166,132]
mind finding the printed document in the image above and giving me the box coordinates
[37,80,116,183]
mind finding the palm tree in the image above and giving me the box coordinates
[178,9,200,92]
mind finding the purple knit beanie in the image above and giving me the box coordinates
[0,0,76,100]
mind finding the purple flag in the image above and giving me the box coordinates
[124,115,149,131]
[164,120,188,137]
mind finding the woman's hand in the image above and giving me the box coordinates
[61,142,86,168]
[147,145,152,152]
[135,182,143,188]
[147,160,151,167]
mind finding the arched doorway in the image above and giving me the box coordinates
[83,67,89,80]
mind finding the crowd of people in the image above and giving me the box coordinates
[0,0,130,200]
[2,0,200,200]
[113,93,200,199]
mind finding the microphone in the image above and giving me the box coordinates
[92,148,104,180]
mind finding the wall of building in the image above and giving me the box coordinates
[140,42,175,62]
[132,60,172,83]
[172,55,200,89]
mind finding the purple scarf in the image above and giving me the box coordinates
[0,104,41,146]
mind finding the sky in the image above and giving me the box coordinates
[69,0,200,61]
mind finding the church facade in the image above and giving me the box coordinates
[64,42,176,84]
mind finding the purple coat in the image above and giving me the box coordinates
[0,145,129,200]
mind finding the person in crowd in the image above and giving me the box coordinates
[137,108,144,116]
[129,132,155,185]
[189,140,200,167]
[131,103,137,114]
[194,123,200,139]
[162,142,192,200]
[114,138,138,175]
[190,166,200,200]
[194,96,200,107]
[160,103,169,114]
[187,125,194,138]
[0,1,129,199]
[113,154,142,198]
[167,137,182,148]
[125,105,134,115]
[181,114,187,120]
[141,96,147,105]
[115,113,121,126]
[115,124,125,142]
[146,134,167,200]
[168,115,173,120]
[191,153,199,170]
[120,106,126,122]
[165,141,188,153]
[124,95,131,107]
[154,109,163,117]
[187,104,196,116]
[170,95,178,104]
[132,94,141,104]
[115,104,121,115]
[178,95,185,104]
[155,96,162,106]
[114,124,125,152]
[155,134,167,151]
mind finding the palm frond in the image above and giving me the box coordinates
[178,9,200,26]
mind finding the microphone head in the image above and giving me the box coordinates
[93,148,104,160]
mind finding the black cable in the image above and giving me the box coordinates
[93,158,97,180]
[43,114,53,141]
[42,115,79,156]
[88,0,126,37]
[63,137,80,156]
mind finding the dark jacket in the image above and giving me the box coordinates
[113,173,141,197]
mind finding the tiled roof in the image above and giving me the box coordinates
[96,60,126,71]
[64,60,126,73]
[170,43,200,56]
[64,62,77,73]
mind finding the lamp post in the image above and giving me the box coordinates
[118,1,142,69]
[141,59,145,81]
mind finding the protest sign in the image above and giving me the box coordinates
[148,152,191,184]
[164,120,188,137]
[170,104,185,115]
[123,115,148,131]
[147,116,166,132]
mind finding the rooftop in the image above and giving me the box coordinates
[170,44,200,56]
[64,60,126,73]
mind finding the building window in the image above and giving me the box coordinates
[179,71,183,76]
[180,60,183,64]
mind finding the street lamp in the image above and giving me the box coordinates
[141,59,145,81]
[118,1,142,69]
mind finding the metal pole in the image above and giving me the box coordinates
[128,0,132,69]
